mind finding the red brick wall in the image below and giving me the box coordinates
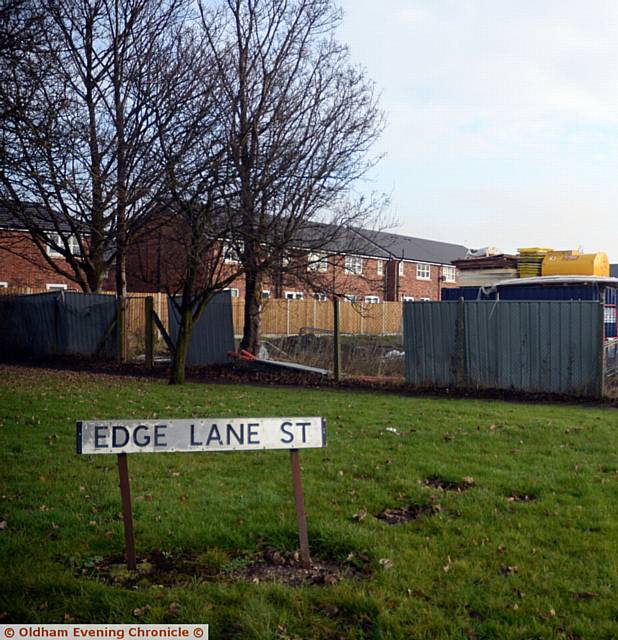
[0,230,78,289]
[125,227,459,300]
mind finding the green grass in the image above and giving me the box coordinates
[1,366,618,639]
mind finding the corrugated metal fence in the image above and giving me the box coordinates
[404,300,604,397]
[0,292,117,357]
[168,292,235,366]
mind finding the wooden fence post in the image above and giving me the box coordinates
[145,296,154,369]
[117,297,127,363]
[333,297,341,381]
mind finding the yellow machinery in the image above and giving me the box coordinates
[517,248,553,278]
[542,251,609,277]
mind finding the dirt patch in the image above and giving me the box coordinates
[424,475,475,492]
[375,503,439,524]
[507,492,538,503]
[72,548,220,588]
[72,547,369,588]
[228,548,369,586]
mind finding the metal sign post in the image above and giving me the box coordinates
[289,449,311,568]
[77,417,326,570]
[116,453,137,570]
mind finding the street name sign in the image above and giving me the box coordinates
[76,416,326,570]
[77,417,326,455]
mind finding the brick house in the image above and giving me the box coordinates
[0,205,80,291]
[127,221,467,302]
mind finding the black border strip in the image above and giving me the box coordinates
[321,417,327,447]
[76,421,83,455]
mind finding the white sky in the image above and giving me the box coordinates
[338,0,618,260]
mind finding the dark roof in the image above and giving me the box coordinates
[1,200,468,264]
[293,223,467,264]
[0,201,74,232]
[352,228,468,265]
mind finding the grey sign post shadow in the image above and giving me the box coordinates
[76,417,326,570]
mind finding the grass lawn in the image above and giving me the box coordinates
[1,365,618,639]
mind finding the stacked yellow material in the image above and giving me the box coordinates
[542,251,609,277]
[517,248,553,278]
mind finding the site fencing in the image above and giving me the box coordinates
[404,300,605,397]
[0,288,406,376]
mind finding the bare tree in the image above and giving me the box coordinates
[199,0,384,353]
[0,0,196,294]
[135,15,243,384]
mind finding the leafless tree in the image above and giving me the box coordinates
[199,0,385,353]
[126,12,245,384]
[0,0,196,295]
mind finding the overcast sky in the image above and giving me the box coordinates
[338,0,618,260]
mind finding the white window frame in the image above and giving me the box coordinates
[46,233,81,258]
[402,295,415,302]
[376,260,384,276]
[224,287,240,298]
[364,295,380,304]
[344,255,363,275]
[307,252,328,273]
[442,265,456,283]
[0,282,8,289]
[285,291,304,300]
[398,261,405,276]
[420,297,431,302]
[314,292,327,301]
[344,294,358,303]
[416,263,431,280]
[46,283,68,291]
[261,290,271,299]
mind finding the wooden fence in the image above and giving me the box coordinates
[231,298,402,336]
[0,288,403,338]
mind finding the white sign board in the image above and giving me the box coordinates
[77,417,326,455]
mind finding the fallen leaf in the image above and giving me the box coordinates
[352,510,367,522]
[168,602,182,616]
[499,564,518,576]
[133,605,151,618]
[379,558,393,570]
[0,520,7,530]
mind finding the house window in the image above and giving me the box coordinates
[364,295,380,304]
[344,294,358,303]
[398,261,405,276]
[261,290,271,299]
[344,255,363,275]
[376,260,384,276]
[420,297,431,302]
[224,287,240,297]
[46,283,68,291]
[307,252,328,273]
[314,292,327,301]
[442,265,456,282]
[46,233,81,258]
[416,263,430,280]
[0,282,7,289]
[402,295,415,302]
[285,291,304,300]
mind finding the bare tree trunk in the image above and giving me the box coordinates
[240,269,262,354]
[170,300,193,385]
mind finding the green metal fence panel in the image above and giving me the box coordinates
[403,301,458,387]
[404,300,603,397]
